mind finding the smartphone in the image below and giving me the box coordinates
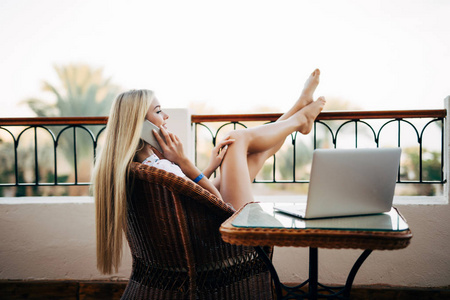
[140,120,165,153]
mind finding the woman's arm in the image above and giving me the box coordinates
[202,137,234,178]
[177,156,223,200]
[153,127,223,200]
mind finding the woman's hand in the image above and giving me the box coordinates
[153,127,188,166]
[204,136,235,178]
[153,126,223,200]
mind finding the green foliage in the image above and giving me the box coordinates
[23,64,120,117]
[15,64,121,196]
[22,63,120,161]
[400,147,442,196]
[0,137,71,197]
[401,147,441,181]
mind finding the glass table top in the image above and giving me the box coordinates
[232,202,409,231]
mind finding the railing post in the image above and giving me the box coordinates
[164,108,194,160]
[444,96,450,201]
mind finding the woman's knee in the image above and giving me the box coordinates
[227,129,251,143]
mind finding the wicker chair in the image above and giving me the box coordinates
[121,162,274,300]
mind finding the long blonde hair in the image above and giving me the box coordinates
[92,89,154,274]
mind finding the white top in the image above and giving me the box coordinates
[142,154,186,178]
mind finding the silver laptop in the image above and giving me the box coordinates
[274,148,401,219]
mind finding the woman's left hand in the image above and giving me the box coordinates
[205,136,235,176]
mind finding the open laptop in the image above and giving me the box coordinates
[274,148,402,219]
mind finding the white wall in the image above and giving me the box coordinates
[1,107,449,287]
[0,197,131,281]
[1,197,449,286]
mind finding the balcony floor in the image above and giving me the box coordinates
[1,280,449,299]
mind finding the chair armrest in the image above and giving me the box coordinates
[129,162,235,217]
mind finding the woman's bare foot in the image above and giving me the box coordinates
[278,69,321,121]
[298,69,320,108]
[295,96,326,135]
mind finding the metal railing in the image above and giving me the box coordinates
[0,109,446,197]
[193,110,446,186]
[0,117,107,196]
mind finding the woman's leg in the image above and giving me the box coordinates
[245,69,321,180]
[212,69,320,192]
[219,99,325,209]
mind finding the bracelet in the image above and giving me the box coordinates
[193,173,204,183]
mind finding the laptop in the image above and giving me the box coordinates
[274,148,402,219]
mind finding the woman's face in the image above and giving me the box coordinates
[145,98,169,129]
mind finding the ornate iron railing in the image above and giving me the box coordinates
[193,110,446,186]
[0,109,446,197]
[0,117,107,196]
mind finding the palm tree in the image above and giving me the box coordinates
[23,64,120,117]
[21,64,121,195]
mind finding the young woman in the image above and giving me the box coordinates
[93,69,325,274]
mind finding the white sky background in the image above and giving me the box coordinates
[0,0,449,117]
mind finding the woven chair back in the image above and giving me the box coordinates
[121,162,273,300]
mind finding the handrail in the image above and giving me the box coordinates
[191,109,446,123]
[0,117,108,126]
[0,109,446,125]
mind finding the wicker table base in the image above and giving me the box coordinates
[220,203,412,300]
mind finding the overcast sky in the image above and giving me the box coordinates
[1,0,449,117]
